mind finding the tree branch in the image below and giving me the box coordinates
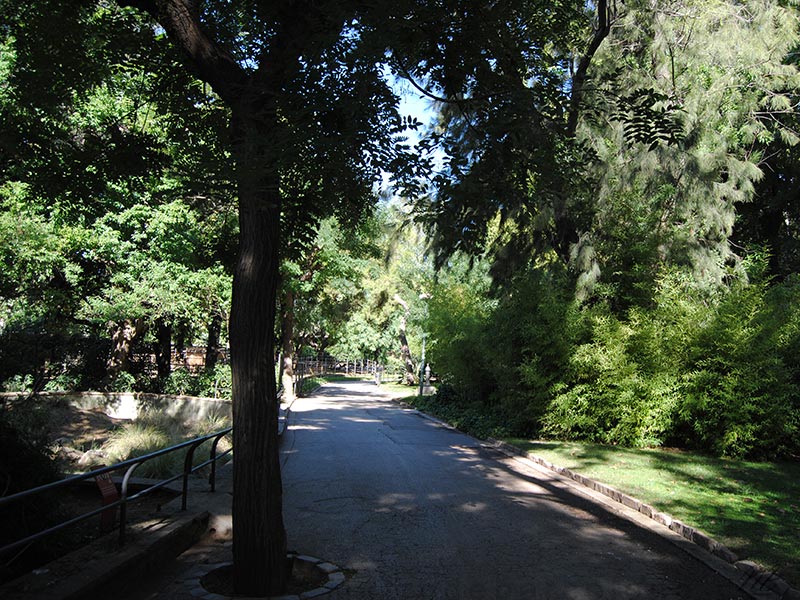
[392,54,500,108]
[117,0,248,104]
[567,0,615,136]
[393,293,409,311]
[394,59,465,105]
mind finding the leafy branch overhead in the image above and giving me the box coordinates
[612,88,685,150]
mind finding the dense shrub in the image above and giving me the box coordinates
[162,365,232,399]
[543,269,800,459]
[674,275,800,458]
[493,271,573,433]
[109,370,138,392]
[428,267,573,436]
[432,262,800,459]
[0,331,109,393]
[426,275,497,403]
[410,390,515,440]
[542,309,683,448]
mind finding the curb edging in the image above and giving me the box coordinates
[488,438,800,600]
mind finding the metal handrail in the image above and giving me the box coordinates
[0,426,232,556]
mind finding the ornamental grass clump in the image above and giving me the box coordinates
[101,410,232,478]
[101,417,179,478]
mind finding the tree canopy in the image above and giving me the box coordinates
[3,0,800,594]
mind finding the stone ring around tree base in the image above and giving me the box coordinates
[190,554,346,600]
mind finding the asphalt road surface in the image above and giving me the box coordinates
[281,380,753,600]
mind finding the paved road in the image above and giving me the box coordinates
[281,380,749,600]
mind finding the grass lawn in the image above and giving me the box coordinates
[505,439,800,587]
[308,373,417,398]
[377,381,421,397]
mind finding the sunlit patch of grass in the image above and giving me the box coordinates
[379,381,421,397]
[298,376,326,396]
[505,439,800,587]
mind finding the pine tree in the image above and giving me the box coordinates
[580,0,800,300]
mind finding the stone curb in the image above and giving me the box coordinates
[302,389,800,599]
[184,555,345,600]
[389,396,800,598]
[487,438,800,600]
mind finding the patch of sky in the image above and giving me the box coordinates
[375,66,448,199]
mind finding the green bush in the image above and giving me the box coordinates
[541,268,800,458]
[2,374,34,393]
[200,364,232,399]
[404,255,800,459]
[109,371,137,392]
[426,276,496,403]
[428,267,572,435]
[163,365,232,399]
[43,372,81,392]
[541,306,680,447]
[488,270,573,433]
[673,275,800,458]
[410,392,514,440]
[163,367,196,396]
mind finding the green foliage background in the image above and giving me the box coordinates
[426,258,800,459]
[3,0,800,464]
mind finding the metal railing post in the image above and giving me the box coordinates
[208,430,228,491]
[182,438,205,511]
[119,462,142,546]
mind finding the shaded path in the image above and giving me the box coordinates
[281,380,749,599]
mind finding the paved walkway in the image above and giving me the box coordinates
[126,380,762,600]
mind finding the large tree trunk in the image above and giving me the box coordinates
[554,0,614,264]
[280,288,296,403]
[205,314,222,373]
[154,317,172,379]
[229,107,288,596]
[115,2,310,595]
[107,318,146,379]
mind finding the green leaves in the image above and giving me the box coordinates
[402,0,596,270]
[573,0,800,297]
[540,268,800,459]
[612,88,685,150]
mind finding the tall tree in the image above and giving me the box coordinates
[1,0,239,391]
[280,216,381,379]
[4,0,426,592]
[327,205,435,380]
[103,1,424,594]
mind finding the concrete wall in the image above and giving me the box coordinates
[0,391,231,422]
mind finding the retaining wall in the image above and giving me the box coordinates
[0,391,231,422]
